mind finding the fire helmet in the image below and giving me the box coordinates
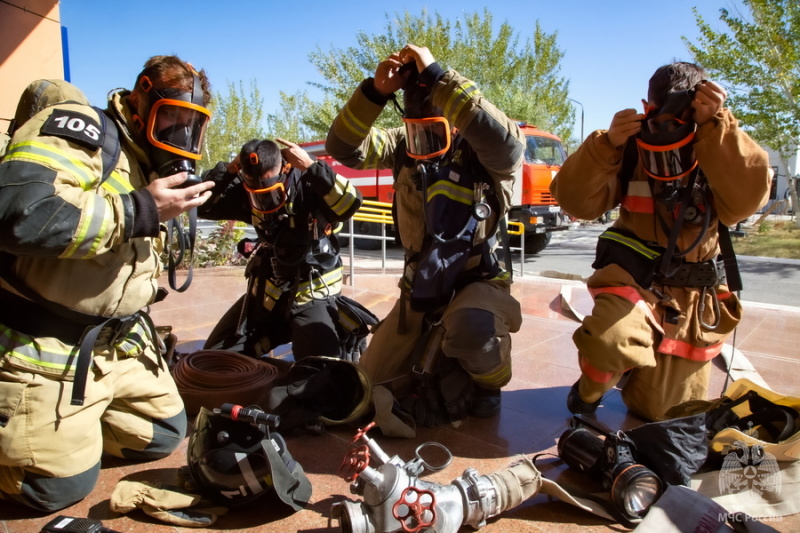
[134,66,211,178]
[401,63,451,161]
[186,405,300,507]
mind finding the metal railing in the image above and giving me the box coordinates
[340,201,533,285]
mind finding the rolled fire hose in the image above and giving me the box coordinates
[171,349,280,416]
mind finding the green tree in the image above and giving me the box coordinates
[202,80,266,171]
[683,0,800,224]
[292,8,573,142]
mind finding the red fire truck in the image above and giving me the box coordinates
[300,123,568,253]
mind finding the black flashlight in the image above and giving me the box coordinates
[557,416,662,525]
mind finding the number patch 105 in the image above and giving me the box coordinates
[41,109,104,150]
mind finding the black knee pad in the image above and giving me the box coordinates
[120,410,187,461]
[442,308,500,374]
[16,462,100,512]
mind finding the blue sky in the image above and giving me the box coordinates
[60,0,732,142]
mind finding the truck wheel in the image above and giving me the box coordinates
[523,232,551,255]
[354,221,383,250]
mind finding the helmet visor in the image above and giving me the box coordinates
[242,175,287,214]
[147,99,211,160]
[403,117,451,160]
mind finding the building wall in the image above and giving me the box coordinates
[0,0,63,134]
[764,145,799,211]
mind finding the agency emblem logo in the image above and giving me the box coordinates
[719,440,781,497]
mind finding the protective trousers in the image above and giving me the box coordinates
[0,343,186,512]
[574,291,713,422]
[359,279,521,389]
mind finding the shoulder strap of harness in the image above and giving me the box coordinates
[92,106,121,186]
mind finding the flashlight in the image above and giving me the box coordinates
[557,416,662,525]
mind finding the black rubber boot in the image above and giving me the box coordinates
[470,387,502,418]
[566,381,601,415]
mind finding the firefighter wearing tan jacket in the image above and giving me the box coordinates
[0,56,215,511]
[550,62,771,421]
[326,44,524,425]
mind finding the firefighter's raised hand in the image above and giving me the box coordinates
[399,44,435,72]
[692,80,726,126]
[147,173,214,222]
[607,108,644,149]
[276,138,314,171]
[374,52,407,97]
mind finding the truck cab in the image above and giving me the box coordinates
[508,123,569,254]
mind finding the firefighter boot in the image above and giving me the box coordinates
[566,380,601,415]
[470,386,502,418]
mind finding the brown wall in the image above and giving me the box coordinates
[0,0,62,133]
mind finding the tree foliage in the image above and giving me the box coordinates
[683,0,799,223]
[683,0,799,154]
[289,8,573,142]
[201,80,266,171]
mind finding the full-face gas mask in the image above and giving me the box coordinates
[636,87,698,182]
[135,69,211,187]
[400,62,451,162]
[239,148,293,216]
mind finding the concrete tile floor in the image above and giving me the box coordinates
[2,262,799,532]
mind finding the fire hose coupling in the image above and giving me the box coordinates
[330,422,544,533]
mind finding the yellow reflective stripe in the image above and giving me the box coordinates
[329,178,358,216]
[600,230,661,260]
[297,267,343,295]
[426,179,472,205]
[0,324,77,371]
[470,361,511,388]
[442,82,479,124]
[491,270,511,282]
[5,141,96,189]
[264,280,283,301]
[363,128,387,169]
[101,170,134,193]
[338,310,358,333]
[340,102,371,139]
[62,193,110,259]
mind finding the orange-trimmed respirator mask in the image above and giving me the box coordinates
[636,88,698,181]
[136,69,211,185]
[400,62,451,161]
[240,154,291,215]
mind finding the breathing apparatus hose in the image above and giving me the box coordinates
[171,349,280,416]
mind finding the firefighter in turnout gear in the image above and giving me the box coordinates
[199,138,366,361]
[0,56,215,511]
[550,62,771,421]
[326,44,524,426]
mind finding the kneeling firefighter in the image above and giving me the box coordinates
[550,63,772,421]
[199,138,374,362]
[325,44,524,428]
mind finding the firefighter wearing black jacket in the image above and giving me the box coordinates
[200,138,365,360]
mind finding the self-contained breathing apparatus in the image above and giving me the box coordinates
[393,61,499,314]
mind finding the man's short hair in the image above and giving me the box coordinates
[239,139,282,181]
[647,62,707,107]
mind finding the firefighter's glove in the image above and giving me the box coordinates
[109,480,228,528]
